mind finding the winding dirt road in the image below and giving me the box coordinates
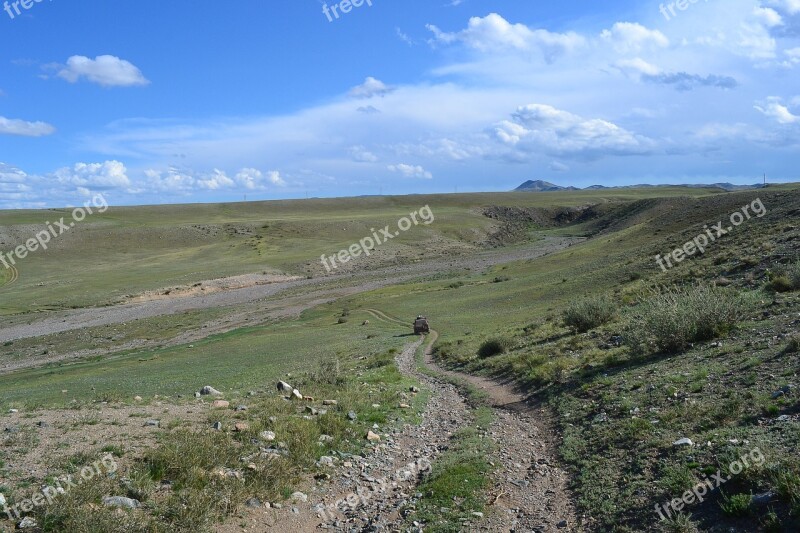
[222,325,581,532]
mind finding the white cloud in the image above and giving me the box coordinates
[549,161,569,172]
[57,55,149,87]
[349,145,379,162]
[427,13,585,62]
[752,6,784,27]
[600,22,669,53]
[767,0,800,15]
[388,163,433,179]
[0,116,56,137]
[55,160,130,188]
[490,104,653,160]
[754,97,800,123]
[349,77,393,99]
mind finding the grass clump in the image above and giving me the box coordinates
[768,261,800,292]
[719,492,752,517]
[625,285,755,355]
[477,337,513,359]
[562,295,617,333]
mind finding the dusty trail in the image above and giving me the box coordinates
[220,311,581,532]
[368,309,583,532]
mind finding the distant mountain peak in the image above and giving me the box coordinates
[515,180,568,192]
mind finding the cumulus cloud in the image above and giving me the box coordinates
[0,116,56,137]
[490,104,654,160]
[56,55,149,87]
[145,167,285,193]
[614,59,737,91]
[349,77,394,99]
[600,22,669,53]
[754,97,800,123]
[427,13,585,62]
[54,161,130,188]
[388,163,433,179]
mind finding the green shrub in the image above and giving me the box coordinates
[477,337,513,359]
[625,285,754,355]
[785,336,800,354]
[719,491,752,517]
[769,261,800,292]
[337,317,348,324]
[660,512,699,533]
[562,295,617,333]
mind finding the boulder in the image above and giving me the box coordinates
[102,496,141,509]
[200,386,222,396]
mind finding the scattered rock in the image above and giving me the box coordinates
[776,415,790,422]
[347,411,357,421]
[133,396,143,402]
[322,399,338,406]
[18,517,37,529]
[291,491,308,503]
[410,386,420,393]
[212,422,223,431]
[212,400,230,409]
[319,434,334,443]
[234,422,250,432]
[366,430,381,442]
[277,381,293,393]
[144,419,160,428]
[752,492,775,507]
[8,409,18,414]
[399,403,411,409]
[291,389,303,400]
[200,386,222,396]
[362,320,370,325]
[235,405,248,411]
[36,421,49,428]
[673,438,694,447]
[245,497,262,508]
[318,456,335,467]
[102,496,141,509]
[557,520,568,528]
[261,430,276,441]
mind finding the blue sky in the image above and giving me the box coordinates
[1,0,799,208]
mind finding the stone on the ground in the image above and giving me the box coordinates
[347,411,357,421]
[277,381,293,393]
[102,496,141,509]
[305,406,318,415]
[245,497,262,508]
[236,405,248,411]
[212,421,223,431]
[366,430,381,442]
[0,493,5,506]
[200,386,222,396]
[18,517,37,529]
[144,419,160,427]
[234,422,249,432]
[673,438,694,447]
[322,400,338,406]
[291,491,308,502]
[212,400,230,408]
[319,434,334,443]
[399,403,411,409]
[260,430,276,441]
[318,456,335,467]
[410,386,419,393]
[291,388,303,400]
[134,396,143,402]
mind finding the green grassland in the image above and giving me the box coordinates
[0,188,726,314]
[1,184,799,531]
